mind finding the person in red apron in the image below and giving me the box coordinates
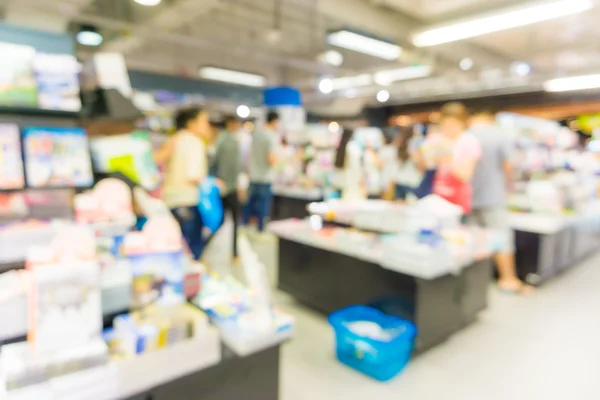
[427,102,481,214]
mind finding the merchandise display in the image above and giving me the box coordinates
[0,42,37,107]
[33,53,81,112]
[90,131,161,190]
[0,123,25,190]
[22,127,93,188]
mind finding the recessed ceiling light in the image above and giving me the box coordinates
[377,90,390,103]
[511,61,531,76]
[412,0,593,47]
[459,58,474,71]
[319,50,344,67]
[328,121,340,133]
[236,105,250,119]
[327,30,402,60]
[76,25,103,46]
[134,0,161,5]
[319,78,333,94]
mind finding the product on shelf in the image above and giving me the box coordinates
[0,42,37,107]
[22,126,93,188]
[104,303,209,358]
[0,123,25,189]
[75,178,135,225]
[124,216,186,309]
[90,131,161,190]
[33,53,82,112]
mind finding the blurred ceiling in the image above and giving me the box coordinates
[1,0,599,114]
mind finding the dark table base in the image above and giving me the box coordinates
[515,224,600,285]
[126,345,280,400]
[271,195,321,221]
[278,238,491,353]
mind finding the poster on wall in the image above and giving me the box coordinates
[0,123,25,189]
[33,53,82,112]
[90,131,161,190]
[23,127,93,188]
[0,42,37,107]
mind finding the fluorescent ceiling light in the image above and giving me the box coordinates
[373,65,432,85]
[544,74,600,92]
[412,0,593,47]
[331,74,372,90]
[199,67,266,87]
[327,30,402,60]
[318,50,344,67]
[134,0,161,5]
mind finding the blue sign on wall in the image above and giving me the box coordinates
[0,22,74,55]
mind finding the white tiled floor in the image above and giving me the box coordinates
[277,254,600,400]
[213,225,600,400]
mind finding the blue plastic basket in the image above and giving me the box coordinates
[328,305,417,381]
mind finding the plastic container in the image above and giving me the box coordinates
[328,305,416,381]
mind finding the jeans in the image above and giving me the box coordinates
[221,192,240,257]
[242,183,272,232]
[171,206,204,260]
[395,184,414,200]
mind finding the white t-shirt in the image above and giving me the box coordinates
[162,131,207,208]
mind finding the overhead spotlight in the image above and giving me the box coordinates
[511,61,531,76]
[376,90,390,103]
[459,58,474,71]
[328,121,340,133]
[319,78,333,94]
[76,25,103,47]
[134,0,161,5]
[236,105,251,119]
[318,50,344,67]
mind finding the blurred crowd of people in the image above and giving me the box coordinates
[155,101,532,295]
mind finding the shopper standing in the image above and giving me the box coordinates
[333,128,366,200]
[156,107,210,260]
[428,102,481,214]
[242,111,279,233]
[214,115,244,261]
[391,126,423,200]
[469,108,533,294]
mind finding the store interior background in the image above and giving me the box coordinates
[1,0,600,399]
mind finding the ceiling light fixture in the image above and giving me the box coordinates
[373,65,432,86]
[328,121,340,133]
[327,30,402,60]
[319,50,344,67]
[459,57,474,71]
[376,90,390,103]
[511,61,531,76]
[134,0,161,5]
[412,0,593,47]
[199,67,266,87]
[318,78,333,94]
[76,25,103,47]
[544,74,600,92]
[331,74,372,90]
[236,105,251,119]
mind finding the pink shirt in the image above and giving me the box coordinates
[428,133,481,213]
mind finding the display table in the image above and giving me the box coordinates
[270,220,493,352]
[510,204,600,285]
[127,344,280,400]
[4,331,282,400]
[271,187,323,221]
